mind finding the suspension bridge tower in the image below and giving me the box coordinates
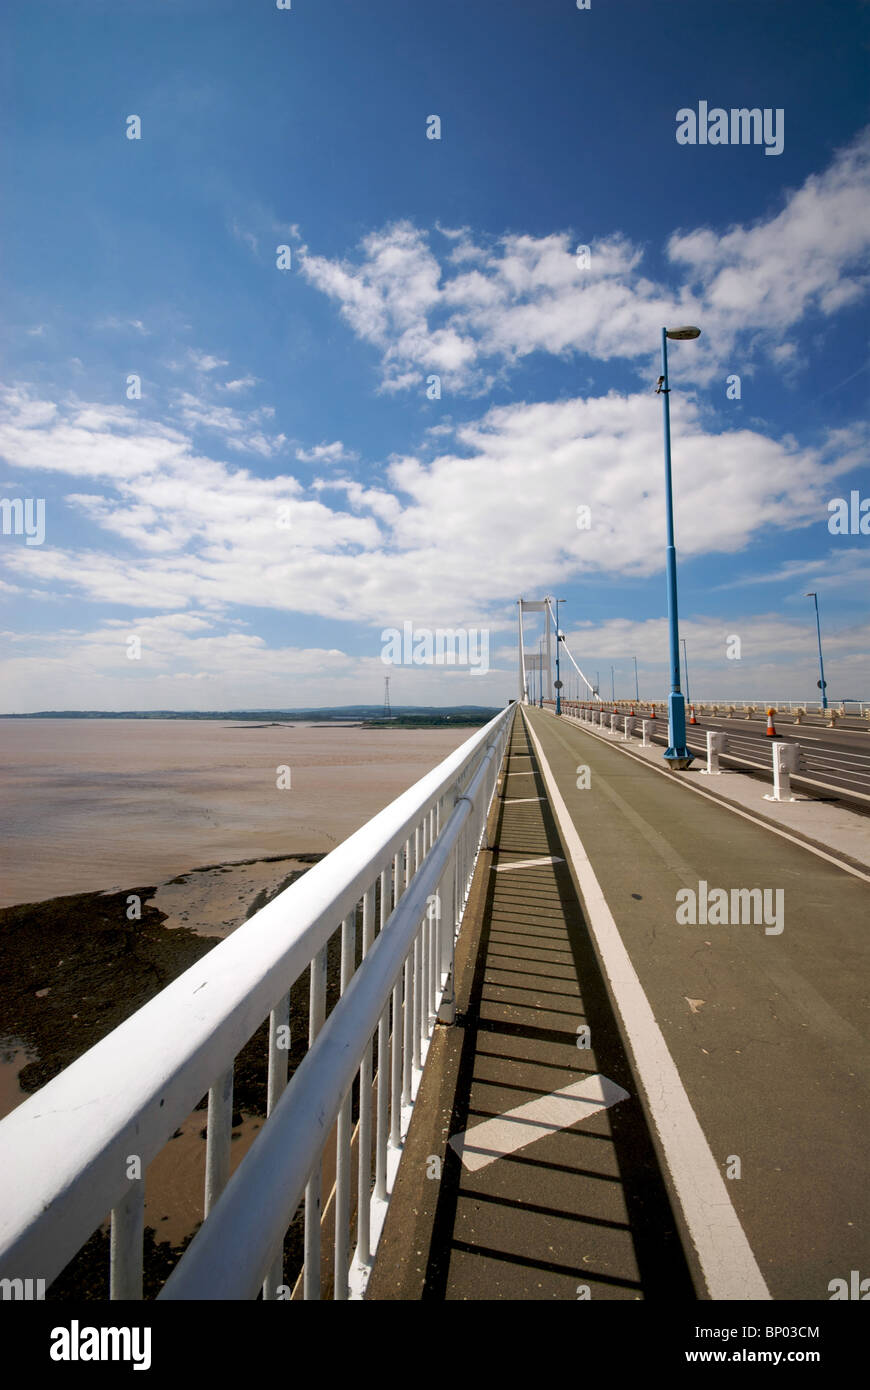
[517,598,552,704]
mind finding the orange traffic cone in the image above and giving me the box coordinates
[629,703,635,716]
[651,704,656,720]
[689,704,698,725]
[765,707,777,737]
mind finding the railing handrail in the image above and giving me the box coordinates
[160,734,502,1299]
[546,698,869,715]
[0,706,514,1287]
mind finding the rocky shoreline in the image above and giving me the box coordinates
[0,851,338,1298]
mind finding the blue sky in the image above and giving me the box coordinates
[1,0,868,710]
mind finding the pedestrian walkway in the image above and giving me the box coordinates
[368,713,694,1300]
[369,705,870,1301]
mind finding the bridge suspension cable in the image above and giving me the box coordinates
[543,596,600,700]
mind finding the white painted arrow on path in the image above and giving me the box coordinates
[448,1073,630,1172]
[493,855,563,872]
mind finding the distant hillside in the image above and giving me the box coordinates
[1,705,502,721]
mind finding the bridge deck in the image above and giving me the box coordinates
[368,705,869,1300]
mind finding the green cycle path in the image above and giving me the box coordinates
[369,704,869,1301]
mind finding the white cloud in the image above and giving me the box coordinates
[295,440,357,464]
[549,613,870,703]
[0,386,862,638]
[0,611,368,712]
[723,546,870,593]
[230,221,260,257]
[188,349,230,372]
[297,129,870,393]
[96,317,149,335]
[219,376,258,393]
[172,391,287,456]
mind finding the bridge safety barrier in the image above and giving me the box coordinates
[0,704,515,1301]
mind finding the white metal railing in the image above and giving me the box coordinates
[0,704,515,1301]
[546,698,869,718]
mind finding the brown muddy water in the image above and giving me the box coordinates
[0,718,472,908]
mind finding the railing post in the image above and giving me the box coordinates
[334,911,357,1299]
[110,1182,144,1301]
[263,989,291,1299]
[412,926,423,1072]
[415,823,427,1052]
[402,951,413,1107]
[390,969,403,1148]
[205,1066,234,1216]
[303,944,328,1299]
[438,843,457,1024]
[353,886,376,1278]
[375,867,390,1203]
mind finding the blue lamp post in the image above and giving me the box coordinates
[806,593,828,710]
[554,599,566,715]
[538,639,544,708]
[658,325,700,769]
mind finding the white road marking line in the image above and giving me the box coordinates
[522,710,772,1301]
[493,855,564,872]
[449,1074,630,1172]
[504,796,546,804]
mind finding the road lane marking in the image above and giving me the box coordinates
[493,855,564,872]
[504,796,546,804]
[522,709,772,1301]
[449,1074,630,1172]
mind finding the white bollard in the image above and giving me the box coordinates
[764,741,799,802]
[701,731,727,775]
[623,716,633,741]
[610,713,617,733]
[641,719,651,747]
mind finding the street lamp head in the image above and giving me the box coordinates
[666,326,701,340]
[805,592,816,598]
